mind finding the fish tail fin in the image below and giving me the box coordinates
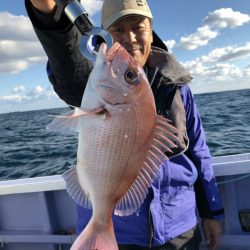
[71,220,118,250]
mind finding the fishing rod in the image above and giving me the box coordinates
[54,0,113,60]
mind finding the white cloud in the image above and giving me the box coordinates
[0,2,103,75]
[0,12,38,41]
[32,85,44,95]
[204,8,250,29]
[182,42,250,93]
[207,63,242,80]
[0,40,46,62]
[0,12,47,75]
[192,42,250,64]
[178,26,218,50]
[0,95,24,103]
[12,85,26,94]
[163,40,176,52]
[0,85,65,113]
[0,85,60,107]
[0,60,29,74]
[80,0,103,16]
[176,8,250,51]
[188,63,249,94]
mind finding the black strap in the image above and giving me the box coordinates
[148,212,154,248]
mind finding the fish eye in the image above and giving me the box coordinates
[124,68,140,84]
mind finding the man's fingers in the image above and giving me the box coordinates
[207,239,215,250]
[206,233,220,250]
[203,227,211,245]
[202,219,222,250]
[204,232,213,249]
[211,234,220,250]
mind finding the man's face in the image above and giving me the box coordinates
[108,16,153,67]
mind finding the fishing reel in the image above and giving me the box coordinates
[54,0,113,60]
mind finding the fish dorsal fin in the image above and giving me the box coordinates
[62,166,92,209]
[114,115,180,216]
[46,107,105,133]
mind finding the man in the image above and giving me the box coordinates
[25,0,224,249]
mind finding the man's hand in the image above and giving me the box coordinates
[30,0,56,13]
[201,218,222,250]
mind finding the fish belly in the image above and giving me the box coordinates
[76,106,154,213]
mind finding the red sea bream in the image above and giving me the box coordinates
[47,42,180,250]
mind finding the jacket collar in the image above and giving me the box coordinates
[146,46,192,84]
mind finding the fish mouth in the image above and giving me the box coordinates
[105,43,122,61]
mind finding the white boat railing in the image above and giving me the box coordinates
[0,174,65,196]
[1,153,250,196]
[213,153,250,176]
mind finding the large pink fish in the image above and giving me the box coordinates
[47,42,180,250]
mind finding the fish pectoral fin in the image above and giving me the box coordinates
[114,115,181,217]
[114,150,164,217]
[63,166,92,209]
[46,106,106,133]
[50,106,106,118]
[69,106,106,116]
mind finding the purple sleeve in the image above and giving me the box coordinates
[180,85,224,219]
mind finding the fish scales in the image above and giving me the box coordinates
[47,42,181,250]
[78,110,140,198]
[78,105,154,208]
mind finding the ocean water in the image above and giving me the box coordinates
[0,89,249,181]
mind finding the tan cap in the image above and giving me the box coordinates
[101,0,153,29]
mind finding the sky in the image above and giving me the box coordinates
[0,0,250,114]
